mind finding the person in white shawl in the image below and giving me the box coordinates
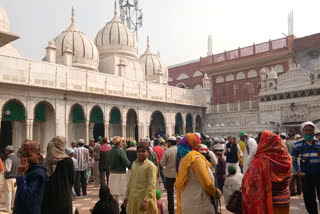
[239,131,257,174]
[223,165,243,204]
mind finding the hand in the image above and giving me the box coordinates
[139,201,148,212]
[227,148,231,153]
[18,163,29,175]
[217,189,222,197]
[123,198,128,207]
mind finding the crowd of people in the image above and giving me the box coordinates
[0,120,319,214]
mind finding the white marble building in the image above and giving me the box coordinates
[0,5,204,153]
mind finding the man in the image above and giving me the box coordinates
[176,136,182,144]
[99,137,112,187]
[126,140,137,170]
[279,132,287,142]
[125,141,158,214]
[93,137,101,185]
[160,136,177,214]
[285,131,301,196]
[74,139,89,197]
[224,136,242,175]
[3,145,19,212]
[141,138,158,167]
[239,131,257,173]
[153,139,166,188]
[291,121,320,213]
[108,136,131,203]
[68,141,77,153]
[14,141,47,214]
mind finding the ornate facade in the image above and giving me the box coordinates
[0,4,204,153]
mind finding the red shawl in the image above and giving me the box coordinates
[242,131,292,214]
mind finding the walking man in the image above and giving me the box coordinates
[74,139,89,196]
[99,137,112,187]
[239,131,257,173]
[224,136,242,175]
[160,136,177,214]
[291,121,320,213]
[3,145,19,212]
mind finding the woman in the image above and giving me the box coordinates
[242,131,292,214]
[175,133,219,214]
[92,186,119,214]
[42,136,75,214]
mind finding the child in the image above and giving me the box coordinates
[156,189,164,214]
[92,186,119,214]
[14,141,47,214]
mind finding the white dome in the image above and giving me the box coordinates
[139,37,168,83]
[0,4,10,33]
[95,4,138,58]
[53,8,99,71]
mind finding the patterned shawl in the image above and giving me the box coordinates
[45,136,69,176]
[242,131,292,214]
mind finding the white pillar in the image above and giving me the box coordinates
[65,120,69,143]
[104,121,109,138]
[122,123,126,138]
[86,121,89,145]
[29,119,34,140]
[89,123,94,140]
[138,124,144,141]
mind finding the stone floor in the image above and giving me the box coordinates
[0,173,311,214]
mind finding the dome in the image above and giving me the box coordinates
[95,3,138,58]
[53,8,99,71]
[139,36,168,84]
[0,4,10,33]
[278,64,311,89]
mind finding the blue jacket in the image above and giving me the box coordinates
[14,164,47,214]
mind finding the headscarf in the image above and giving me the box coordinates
[242,131,292,214]
[176,133,201,171]
[45,136,69,176]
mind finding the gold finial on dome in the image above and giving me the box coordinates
[114,0,118,17]
[72,7,75,24]
[147,35,150,49]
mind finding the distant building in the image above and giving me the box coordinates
[169,34,320,137]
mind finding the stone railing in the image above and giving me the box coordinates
[0,55,203,107]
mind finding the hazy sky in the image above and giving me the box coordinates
[3,0,320,66]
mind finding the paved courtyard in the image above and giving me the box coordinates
[0,178,311,214]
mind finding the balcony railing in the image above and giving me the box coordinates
[200,37,289,66]
[0,55,203,107]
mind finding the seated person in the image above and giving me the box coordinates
[92,186,119,214]
[223,165,243,204]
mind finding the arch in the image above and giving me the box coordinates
[68,103,86,144]
[33,101,56,153]
[126,109,138,141]
[274,64,284,73]
[193,70,203,77]
[176,83,186,88]
[215,76,224,83]
[175,113,183,135]
[90,105,104,141]
[260,67,270,76]
[186,113,193,133]
[1,99,26,154]
[248,70,257,78]
[149,111,166,137]
[109,107,122,137]
[226,74,235,82]
[195,115,202,133]
[236,72,246,80]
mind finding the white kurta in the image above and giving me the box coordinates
[243,137,258,174]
